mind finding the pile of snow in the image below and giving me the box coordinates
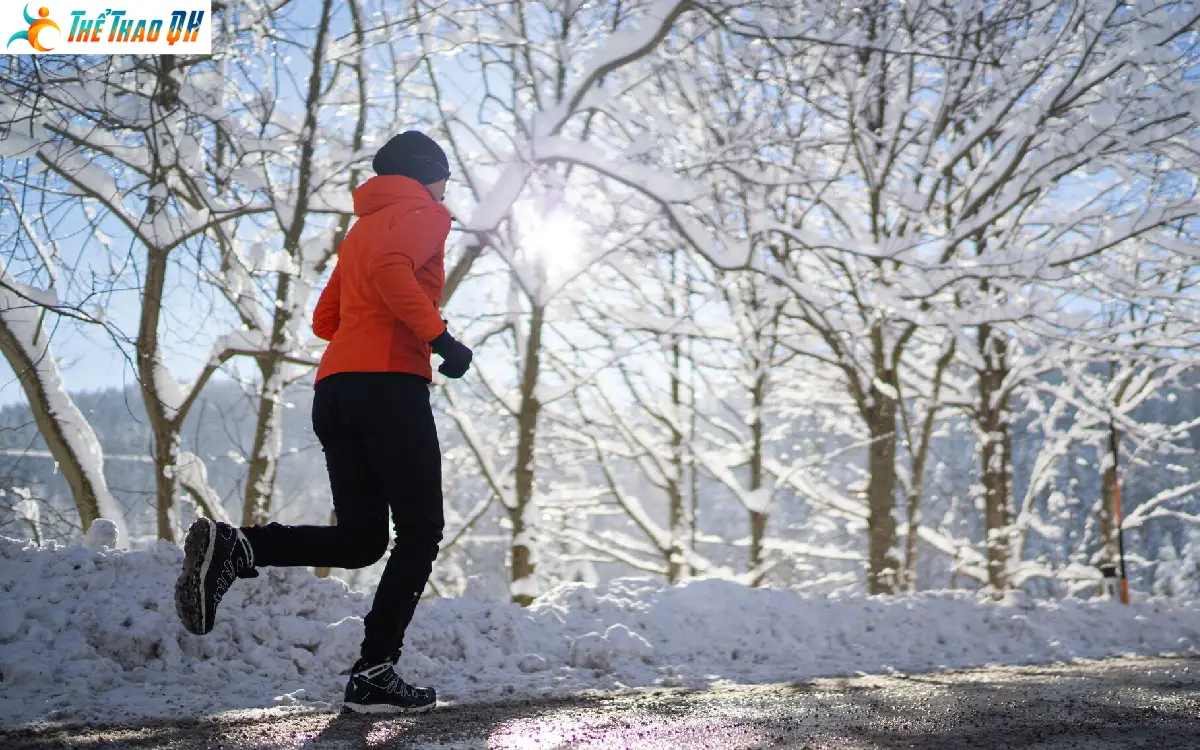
[2,531,1198,727]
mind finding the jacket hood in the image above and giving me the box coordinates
[352,175,436,217]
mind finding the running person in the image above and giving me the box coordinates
[174,131,473,714]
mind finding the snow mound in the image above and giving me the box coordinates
[83,519,120,550]
[2,534,1198,727]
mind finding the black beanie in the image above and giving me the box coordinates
[372,131,451,185]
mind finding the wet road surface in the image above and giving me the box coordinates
[3,656,1197,749]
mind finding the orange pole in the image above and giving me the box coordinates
[1109,417,1130,605]
[1114,473,1130,605]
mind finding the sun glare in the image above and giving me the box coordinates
[514,202,586,282]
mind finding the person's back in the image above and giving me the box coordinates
[314,175,451,381]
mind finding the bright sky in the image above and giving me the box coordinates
[2,6,1145,412]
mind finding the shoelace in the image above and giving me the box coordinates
[213,537,252,603]
[380,670,418,698]
[213,561,237,601]
[361,664,423,699]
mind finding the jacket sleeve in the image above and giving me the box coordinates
[312,262,342,342]
[369,205,451,343]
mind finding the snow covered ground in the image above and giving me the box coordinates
[2,532,1198,728]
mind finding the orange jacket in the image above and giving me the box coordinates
[313,175,450,383]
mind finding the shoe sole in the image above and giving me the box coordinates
[175,518,216,635]
[343,701,436,715]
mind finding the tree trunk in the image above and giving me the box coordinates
[976,323,1013,591]
[0,308,116,535]
[242,352,285,526]
[901,341,954,591]
[747,370,768,584]
[902,489,921,592]
[665,257,689,582]
[1098,420,1121,566]
[510,304,545,606]
[665,405,685,584]
[748,509,769,578]
[242,0,334,526]
[862,315,901,595]
[865,391,900,594]
[139,55,188,541]
[137,245,179,542]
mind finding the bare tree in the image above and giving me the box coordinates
[0,52,277,538]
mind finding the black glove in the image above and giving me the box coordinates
[430,329,472,379]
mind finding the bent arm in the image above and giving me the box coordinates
[312,263,342,341]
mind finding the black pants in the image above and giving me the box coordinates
[241,372,444,664]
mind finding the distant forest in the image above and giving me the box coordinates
[2,371,1197,601]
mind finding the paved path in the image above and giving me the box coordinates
[3,656,1198,748]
